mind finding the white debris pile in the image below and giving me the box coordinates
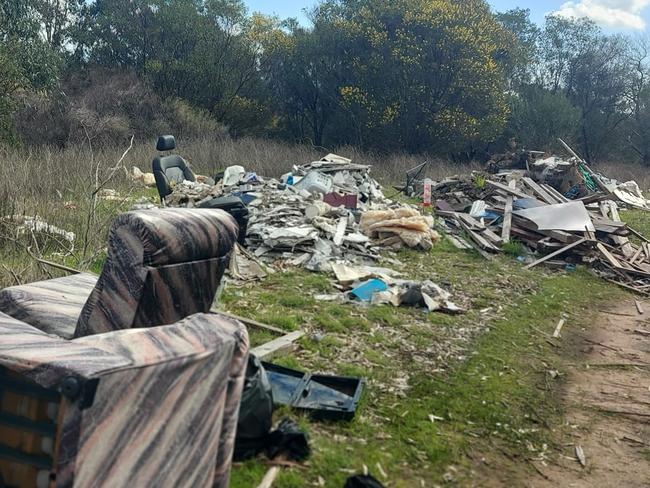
[291,153,385,203]
[1,215,76,253]
[165,180,216,206]
[244,179,382,272]
[531,153,650,210]
[164,153,441,272]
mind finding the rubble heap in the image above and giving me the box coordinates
[244,179,383,272]
[165,154,439,275]
[434,160,650,295]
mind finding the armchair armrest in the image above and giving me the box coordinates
[0,312,130,388]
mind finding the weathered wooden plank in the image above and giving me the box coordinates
[485,179,533,199]
[522,177,558,204]
[597,242,623,268]
[629,226,650,243]
[525,238,587,270]
[459,221,500,251]
[630,245,644,265]
[251,330,305,359]
[457,214,503,245]
[512,216,581,243]
[541,183,570,203]
[501,179,515,243]
[213,310,287,335]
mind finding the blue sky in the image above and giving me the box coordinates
[244,1,650,31]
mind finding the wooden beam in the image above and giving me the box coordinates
[29,256,83,275]
[458,221,500,252]
[524,238,587,270]
[486,180,533,199]
[501,179,516,243]
[521,177,558,204]
[256,466,280,488]
[630,245,644,265]
[541,184,570,203]
[213,310,286,335]
[251,330,305,359]
[628,226,650,243]
[457,214,502,245]
[512,216,581,243]
[597,242,623,268]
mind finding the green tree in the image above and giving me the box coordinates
[495,8,540,89]
[0,0,60,142]
[507,85,580,150]
[306,0,514,153]
[76,0,157,72]
[77,0,265,133]
[262,13,349,146]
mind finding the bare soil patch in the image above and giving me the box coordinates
[531,298,650,487]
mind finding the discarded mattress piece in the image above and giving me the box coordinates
[262,362,364,421]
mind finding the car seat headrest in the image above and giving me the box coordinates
[156,135,176,151]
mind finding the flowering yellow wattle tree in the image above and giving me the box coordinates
[330,0,513,153]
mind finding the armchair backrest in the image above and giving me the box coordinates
[73,208,239,338]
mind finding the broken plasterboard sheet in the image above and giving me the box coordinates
[343,232,369,244]
[613,181,650,210]
[267,225,319,241]
[321,153,352,165]
[513,201,595,232]
[333,216,348,246]
[228,244,268,281]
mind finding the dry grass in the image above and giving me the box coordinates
[598,160,650,191]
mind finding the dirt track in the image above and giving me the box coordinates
[531,298,650,487]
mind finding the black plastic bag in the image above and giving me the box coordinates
[265,418,310,461]
[233,354,274,461]
[343,474,385,488]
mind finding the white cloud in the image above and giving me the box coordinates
[552,0,650,30]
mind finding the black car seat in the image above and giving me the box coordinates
[152,135,196,202]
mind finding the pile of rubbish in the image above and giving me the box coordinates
[163,153,455,312]
[167,154,439,274]
[433,142,650,295]
[316,263,461,313]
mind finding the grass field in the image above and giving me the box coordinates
[224,238,622,486]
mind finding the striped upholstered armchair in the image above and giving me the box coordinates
[0,208,249,487]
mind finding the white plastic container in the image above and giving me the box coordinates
[294,170,333,195]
